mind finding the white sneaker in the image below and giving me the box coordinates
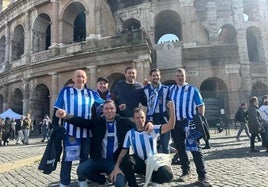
[59,183,70,187]
[152,182,159,187]
[78,181,88,187]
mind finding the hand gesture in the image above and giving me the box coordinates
[55,109,67,118]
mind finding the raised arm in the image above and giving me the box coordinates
[160,101,175,134]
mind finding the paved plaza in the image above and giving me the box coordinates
[0,129,267,187]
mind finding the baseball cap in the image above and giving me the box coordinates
[96,77,108,83]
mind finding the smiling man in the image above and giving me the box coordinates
[112,67,147,118]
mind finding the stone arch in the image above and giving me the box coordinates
[61,2,86,44]
[219,24,237,44]
[243,1,260,21]
[107,73,125,93]
[154,10,182,44]
[251,81,268,99]
[11,25,24,60]
[122,18,141,31]
[0,36,5,64]
[11,88,23,114]
[30,84,50,123]
[200,78,228,126]
[0,94,3,113]
[32,13,51,53]
[246,26,265,62]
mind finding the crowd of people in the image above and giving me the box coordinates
[235,96,268,152]
[51,67,212,187]
[0,113,33,146]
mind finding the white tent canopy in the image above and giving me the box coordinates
[0,108,22,119]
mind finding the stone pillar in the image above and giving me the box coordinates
[86,0,97,39]
[0,0,2,13]
[51,0,59,46]
[4,23,10,69]
[21,11,31,64]
[22,79,30,115]
[49,72,58,116]
[135,61,144,84]
[87,65,97,89]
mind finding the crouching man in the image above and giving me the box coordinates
[110,101,175,187]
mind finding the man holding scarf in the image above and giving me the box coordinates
[169,68,211,187]
[144,68,171,154]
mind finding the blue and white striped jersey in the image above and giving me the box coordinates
[169,84,204,121]
[123,125,161,160]
[54,86,103,138]
[144,83,170,116]
[102,121,118,159]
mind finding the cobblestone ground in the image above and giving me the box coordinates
[0,129,268,187]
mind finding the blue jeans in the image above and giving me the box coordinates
[60,136,90,185]
[171,120,207,180]
[77,158,126,187]
[149,113,170,154]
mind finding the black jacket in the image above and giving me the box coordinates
[38,125,66,174]
[192,113,210,141]
[64,114,135,161]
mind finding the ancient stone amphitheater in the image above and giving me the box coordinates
[0,0,267,127]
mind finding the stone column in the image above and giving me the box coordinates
[87,65,97,89]
[4,23,10,69]
[49,72,58,116]
[21,11,31,64]
[86,0,97,39]
[22,79,30,115]
[50,0,59,46]
[0,0,3,13]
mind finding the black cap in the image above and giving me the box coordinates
[96,77,108,83]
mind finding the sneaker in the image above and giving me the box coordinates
[152,182,159,187]
[78,181,88,187]
[202,145,211,149]
[197,179,212,187]
[177,173,190,182]
[236,138,240,142]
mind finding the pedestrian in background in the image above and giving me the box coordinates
[235,103,250,141]
[247,96,265,152]
[258,95,268,151]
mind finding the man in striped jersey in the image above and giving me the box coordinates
[169,68,211,187]
[54,70,103,187]
[143,68,171,154]
[56,100,154,187]
[110,101,175,187]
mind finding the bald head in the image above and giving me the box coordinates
[73,70,88,89]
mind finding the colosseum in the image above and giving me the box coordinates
[0,0,268,128]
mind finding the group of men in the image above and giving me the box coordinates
[53,67,212,187]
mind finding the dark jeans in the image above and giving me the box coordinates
[149,113,170,154]
[60,136,91,185]
[171,120,207,180]
[77,158,126,187]
[120,154,170,187]
[250,133,258,149]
